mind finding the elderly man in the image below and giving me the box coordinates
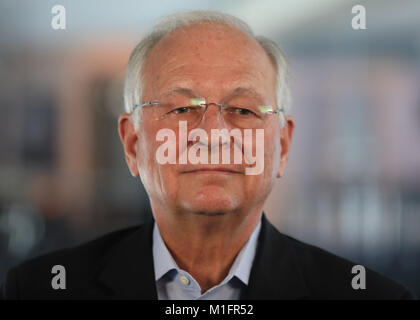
[1,11,413,300]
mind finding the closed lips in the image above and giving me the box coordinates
[181,166,243,174]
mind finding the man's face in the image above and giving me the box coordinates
[119,23,294,218]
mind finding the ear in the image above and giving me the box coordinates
[118,113,139,177]
[276,115,295,178]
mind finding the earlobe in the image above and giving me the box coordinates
[276,154,288,178]
[118,113,139,177]
[276,158,287,178]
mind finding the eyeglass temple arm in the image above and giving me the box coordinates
[269,108,284,114]
[132,100,160,112]
[259,106,285,115]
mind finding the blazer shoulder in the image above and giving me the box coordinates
[1,223,148,299]
[280,232,414,299]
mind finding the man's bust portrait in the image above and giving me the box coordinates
[1,10,414,300]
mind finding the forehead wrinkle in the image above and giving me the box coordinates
[161,86,202,99]
[150,73,274,107]
[224,87,264,101]
[144,26,277,103]
[159,85,267,107]
[157,65,266,90]
[153,66,270,100]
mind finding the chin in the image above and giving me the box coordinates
[179,186,241,215]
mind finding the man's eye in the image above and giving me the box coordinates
[172,106,192,114]
[232,107,256,116]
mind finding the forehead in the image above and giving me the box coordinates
[142,22,277,98]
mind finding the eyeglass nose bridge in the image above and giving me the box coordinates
[199,102,226,113]
[197,102,229,123]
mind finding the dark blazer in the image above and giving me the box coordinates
[1,215,414,299]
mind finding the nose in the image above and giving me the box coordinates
[199,103,228,131]
[195,103,230,148]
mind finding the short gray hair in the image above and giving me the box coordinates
[123,10,291,128]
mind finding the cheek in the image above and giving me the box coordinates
[136,130,154,168]
[136,126,180,200]
[136,127,162,190]
[264,129,281,177]
[241,129,280,191]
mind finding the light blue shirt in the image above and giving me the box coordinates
[152,219,261,300]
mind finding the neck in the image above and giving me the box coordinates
[154,207,262,293]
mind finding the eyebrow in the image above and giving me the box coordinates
[225,87,264,101]
[161,86,264,101]
[161,87,200,99]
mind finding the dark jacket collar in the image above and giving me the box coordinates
[96,215,157,299]
[96,214,309,299]
[243,214,309,299]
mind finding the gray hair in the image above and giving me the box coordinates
[123,10,291,128]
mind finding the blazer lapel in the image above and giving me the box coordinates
[93,214,308,300]
[244,214,309,300]
[96,217,158,299]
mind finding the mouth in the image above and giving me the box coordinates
[181,166,244,175]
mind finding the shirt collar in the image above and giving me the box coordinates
[152,219,261,285]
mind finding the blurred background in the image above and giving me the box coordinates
[0,0,419,297]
